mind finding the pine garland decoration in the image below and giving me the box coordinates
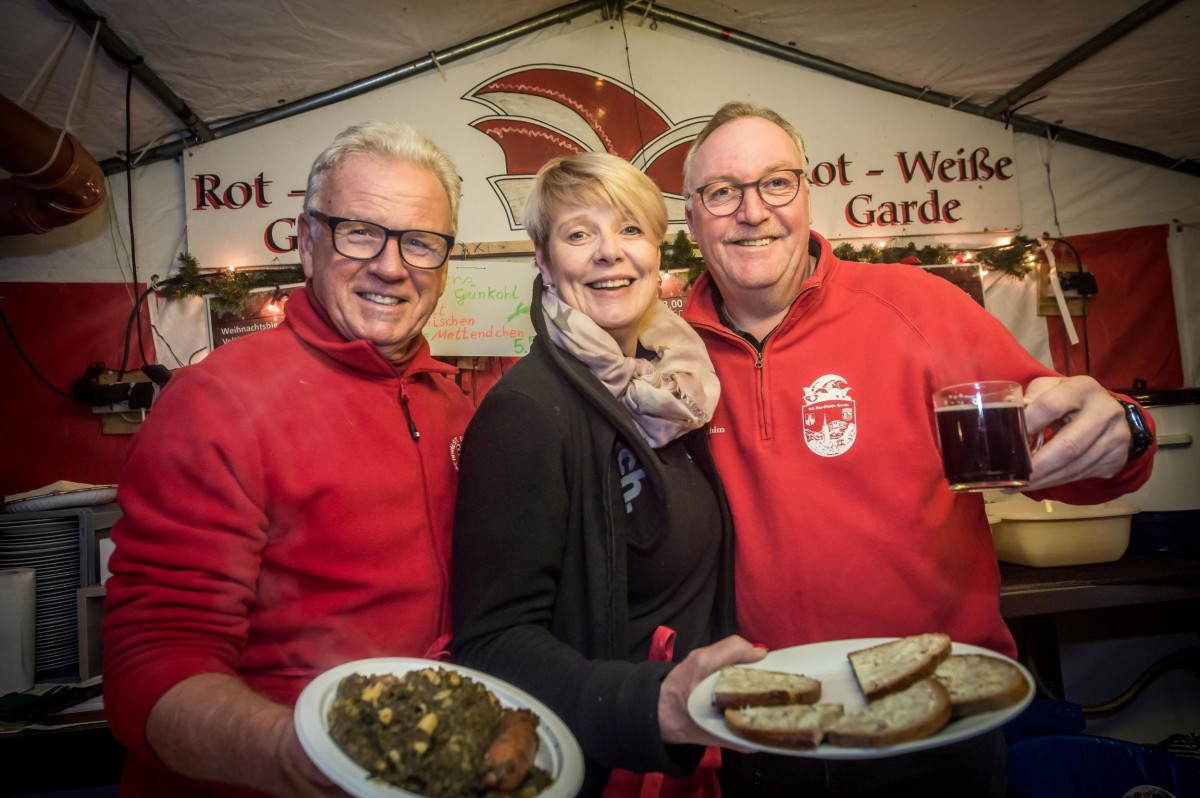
[161,252,210,299]
[834,235,1038,279]
[162,231,1038,317]
[161,252,305,316]
[659,230,708,287]
[658,234,1036,284]
[973,234,1039,279]
[833,241,953,265]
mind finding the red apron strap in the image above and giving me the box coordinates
[650,625,677,662]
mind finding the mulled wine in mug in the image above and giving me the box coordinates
[933,380,1036,492]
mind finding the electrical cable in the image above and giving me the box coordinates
[1038,130,1064,239]
[1080,648,1200,718]
[149,322,184,367]
[117,284,157,380]
[124,68,149,368]
[1044,236,1092,376]
[0,301,75,400]
[1003,94,1048,119]
[3,281,173,407]
[105,197,133,295]
[617,10,647,159]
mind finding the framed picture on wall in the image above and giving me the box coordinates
[205,283,303,350]
[922,264,986,307]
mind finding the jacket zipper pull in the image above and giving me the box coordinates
[400,384,420,441]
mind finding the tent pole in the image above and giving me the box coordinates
[983,0,1182,119]
[96,0,1198,179]
[99,0,609,175]
[632,1,1199,178]
[48,0,215,144]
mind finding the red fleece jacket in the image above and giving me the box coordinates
[102,286,473,797]
[683,232,1153,658]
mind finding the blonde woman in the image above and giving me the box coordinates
[451,152,761,797]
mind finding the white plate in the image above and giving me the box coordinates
[295,657,584,798]
[687,638,1033,760]
[1,485,117,513]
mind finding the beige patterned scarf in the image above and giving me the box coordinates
[541,284,720,448]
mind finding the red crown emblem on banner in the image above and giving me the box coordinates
[464,65,705,227]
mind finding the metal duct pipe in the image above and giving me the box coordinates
[0,93,107,236]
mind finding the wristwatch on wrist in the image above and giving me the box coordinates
[1116,398,1154,460]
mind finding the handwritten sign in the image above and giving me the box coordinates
[425,260,538,356]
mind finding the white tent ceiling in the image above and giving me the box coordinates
[2,0,1199,178]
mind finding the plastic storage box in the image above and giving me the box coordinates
[986,496,1138,567]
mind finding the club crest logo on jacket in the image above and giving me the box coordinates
[802,374,857,457]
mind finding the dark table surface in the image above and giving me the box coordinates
[999,551,1200,617]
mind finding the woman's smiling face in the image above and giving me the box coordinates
[537,203,662,356]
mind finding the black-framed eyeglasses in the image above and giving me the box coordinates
[308,210,455,269]
[693,168,807,217]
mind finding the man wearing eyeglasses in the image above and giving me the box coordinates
[680,103,1154,798]
[103,121,474,798]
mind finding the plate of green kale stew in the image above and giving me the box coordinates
[295,658,584,798]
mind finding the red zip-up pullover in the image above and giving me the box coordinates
[102,286,473,797]
[683,232,1153,658]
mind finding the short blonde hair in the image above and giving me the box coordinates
[682,102,809,196]
[523,152,668,250]
[303,120,462,235]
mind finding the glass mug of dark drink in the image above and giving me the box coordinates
[933,380,1036,492]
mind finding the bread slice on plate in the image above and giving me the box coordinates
[723,703,845,749]
[847,632,952,701]
[825,678,952,748]
[712,666,822,710]
[934,653,1030,718]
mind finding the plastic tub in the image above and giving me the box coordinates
[986,496,1138,567]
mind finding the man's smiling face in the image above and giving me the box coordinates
[299,154,450,363]
[685,115,813,300]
